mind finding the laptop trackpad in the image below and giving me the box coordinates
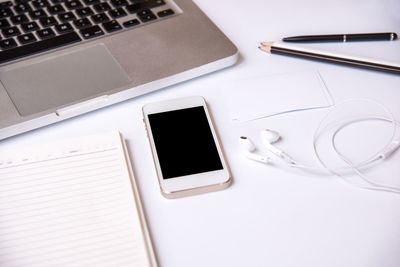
[1,44,132,116]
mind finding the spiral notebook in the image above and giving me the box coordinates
[0,132,157,267]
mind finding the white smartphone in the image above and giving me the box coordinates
[142,96,232,198]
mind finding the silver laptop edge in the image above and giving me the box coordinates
[0,0,238,140]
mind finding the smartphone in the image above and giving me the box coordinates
[142,96,232,198]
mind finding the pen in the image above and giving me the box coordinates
[258,42,400,75]
[282,32,398,43]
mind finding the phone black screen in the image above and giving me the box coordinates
[148,106,223,179]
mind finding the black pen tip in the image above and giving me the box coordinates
[282,37,295,42]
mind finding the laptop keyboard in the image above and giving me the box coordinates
[0,0,176,64]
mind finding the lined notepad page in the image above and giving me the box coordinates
[0,132,155,267]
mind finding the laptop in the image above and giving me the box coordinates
[0,0,238,140]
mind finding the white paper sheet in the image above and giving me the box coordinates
[220,71,334,122]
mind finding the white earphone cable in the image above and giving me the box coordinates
[241,99,400,194]
[312,99,400,194]
[283,116,393,174]
[330,118,400,193]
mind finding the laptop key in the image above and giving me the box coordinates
[47,4,65,14]
[73,17,91,28]
[50,0,64,4]
[108,7,126,18]
[0,18,11,29]
[0,1,12,8]
[14,3,32,13]
[102,19,121,32]
[122,18,139,27]
[80,24,103,39]
[29,9,47,19]
[37,27,55,39]
[110,0,127,7]
[21,21,39,31]
[32,0,50,9]
[55,22,73,33]
[0,7,14,18]
[129,0,163,4]
[65,0,82,10]
[76,7,93,17]
[0,37,17,49]
[157,8,173,17]
[83,0,99,5]
[58,11,76,21]
[2,26,20,37]
[138,12,156,22]
[17,32,36,44]
[93,2,111,12]
[11,14,29,24]
[91,12,108,23]
[39,16,57,27]
[126,0,164,13]
[136,8,151,16]
[125,4,138,13]
[0,32,81,64]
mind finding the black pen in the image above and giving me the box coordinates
[258,42,400,75]
[283,32,398,43]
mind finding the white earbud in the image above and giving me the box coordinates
[260,129,280,143]
[260,129,295,164]
[239,136,269,163]
[260,129,283,156]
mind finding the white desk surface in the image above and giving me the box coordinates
[1,0,400,266]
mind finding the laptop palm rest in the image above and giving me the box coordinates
[1,44,132,117]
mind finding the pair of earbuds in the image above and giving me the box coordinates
[240,129,296,166]
[240,128,400,171]
[239,103,400,193]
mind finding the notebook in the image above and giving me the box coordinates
[0,131,157,267]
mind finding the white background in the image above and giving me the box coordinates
[1,0,400,266]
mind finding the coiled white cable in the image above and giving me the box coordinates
[241,99,400,194]
[312,99,400,194]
